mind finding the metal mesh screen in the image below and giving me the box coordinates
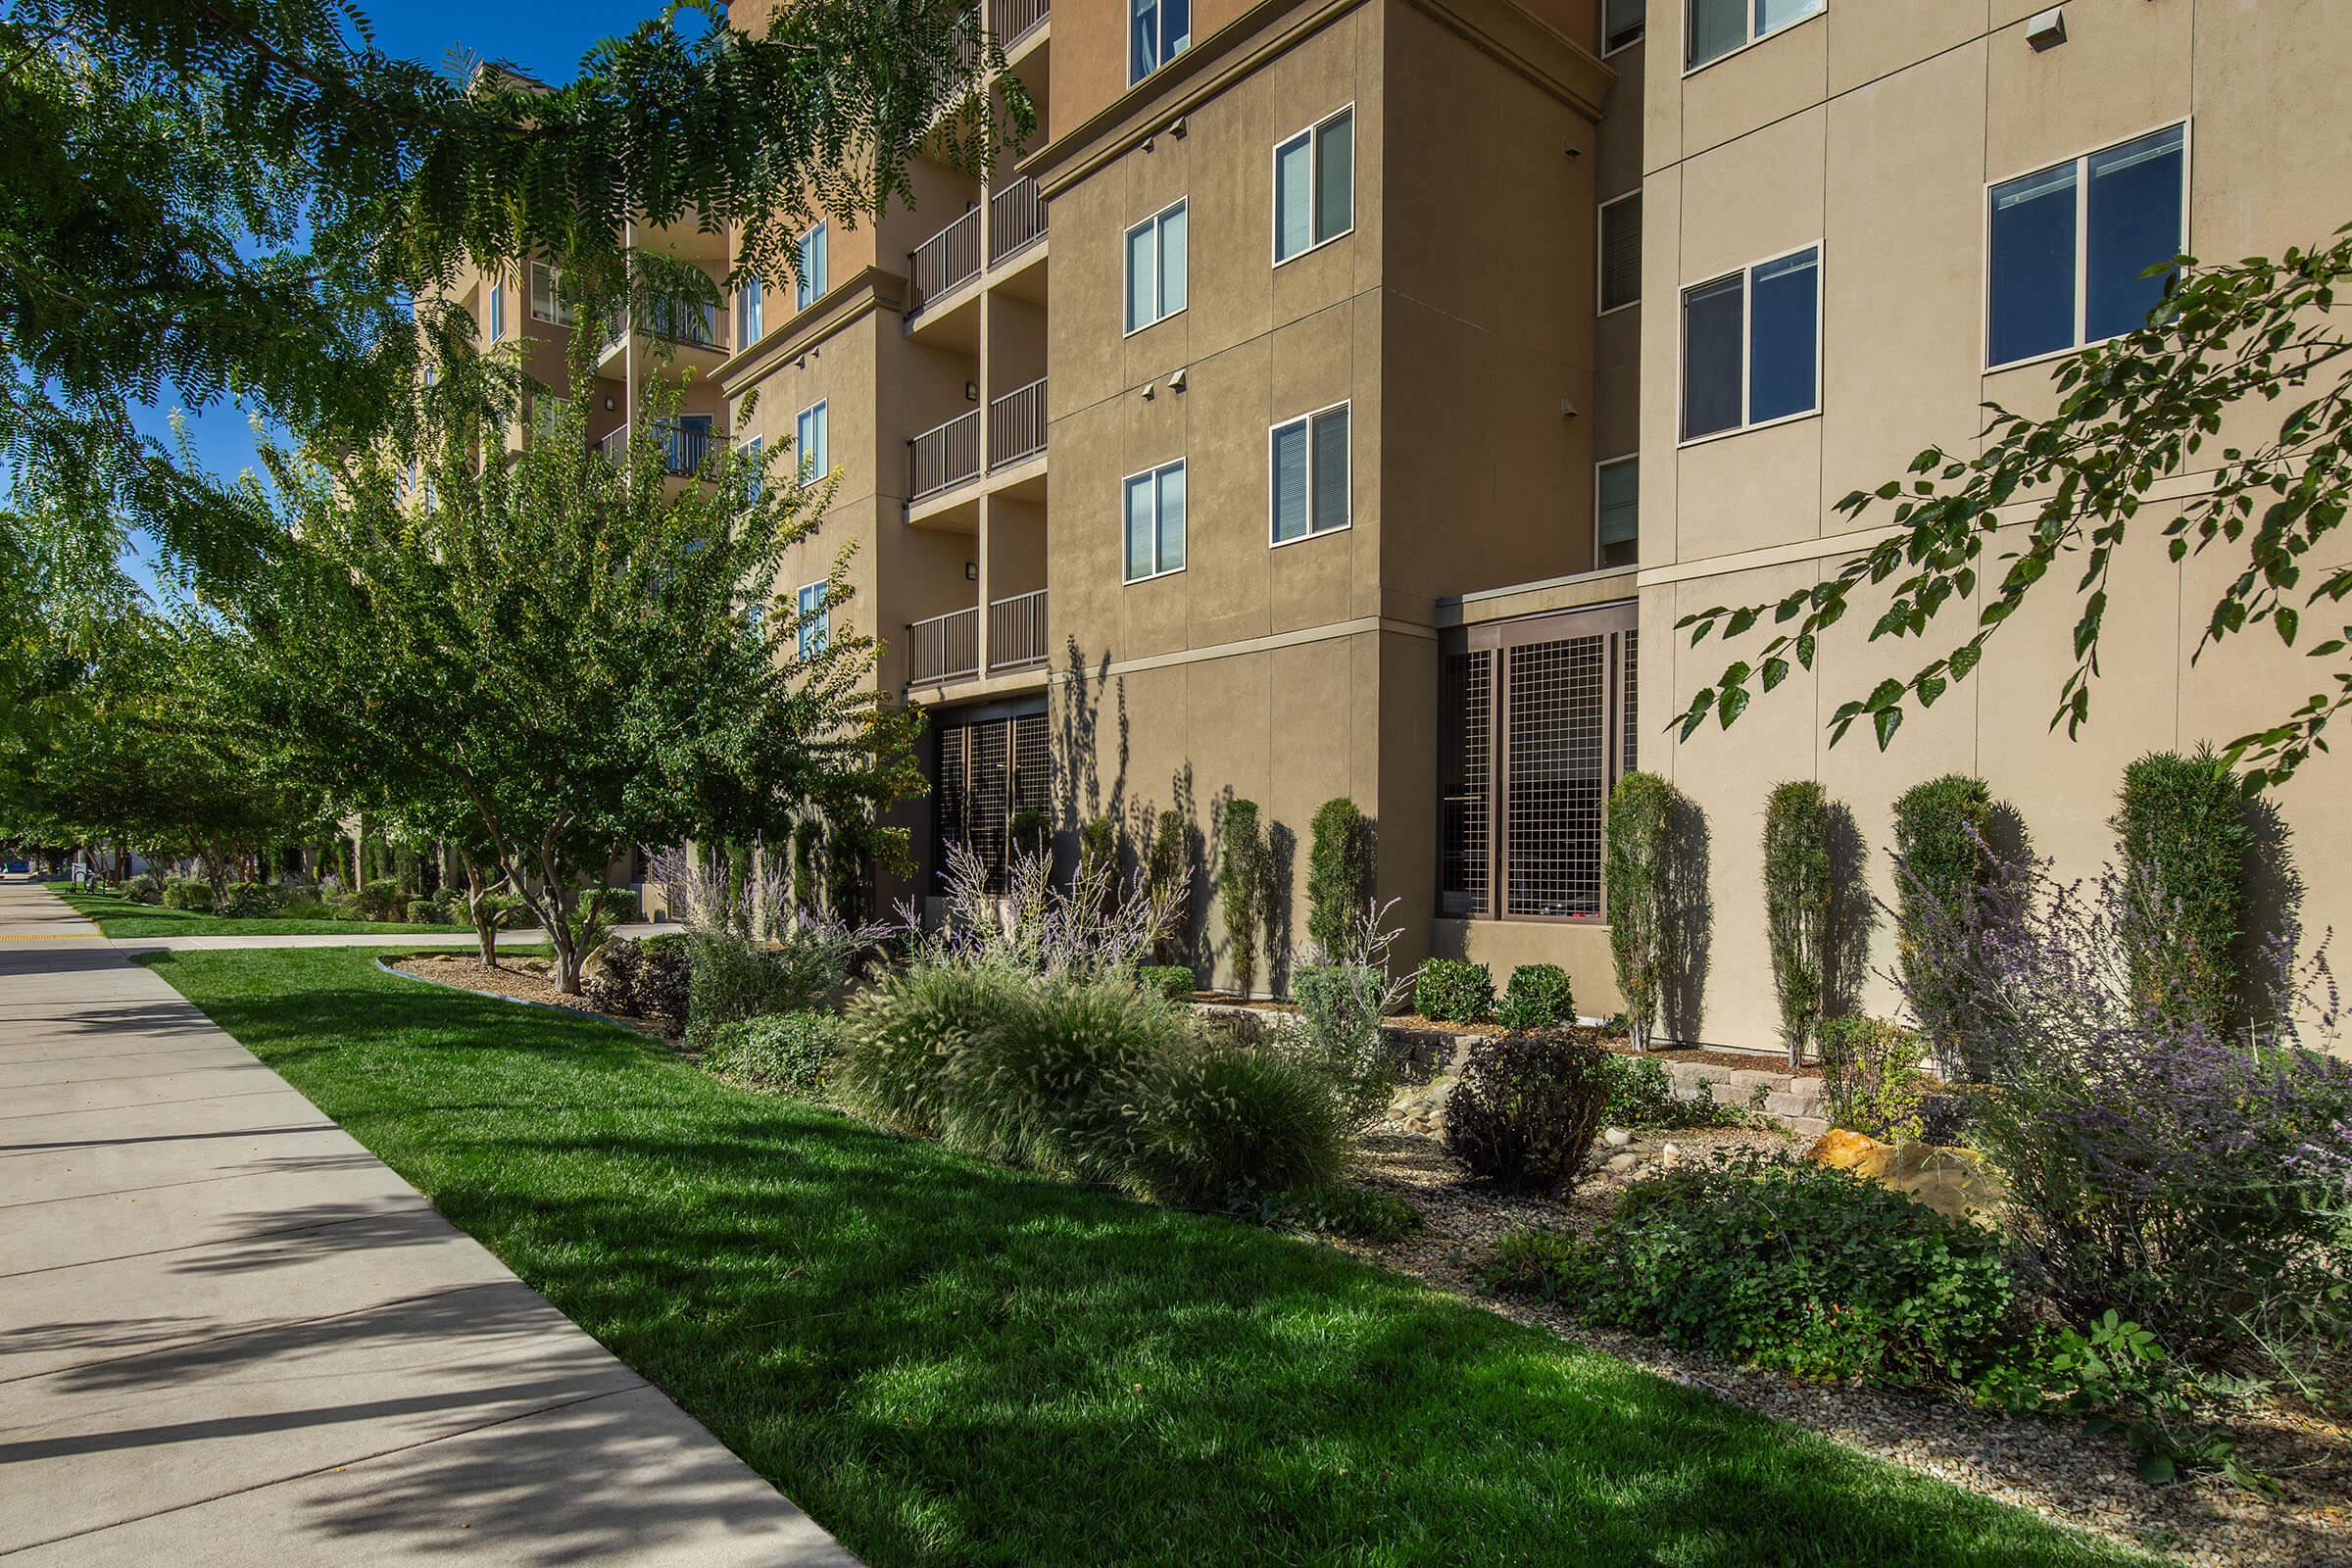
[1439,650,1492,916]
[1011,713,1053,818]
[967,721,1010,893]
[1504,635,1607,917]
[1621,629,1640,776]
[934,726,970,887]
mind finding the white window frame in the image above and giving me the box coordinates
[1128,0,1191,85]
[1121,459,1187,584]
[487,278,505,341]
[796,224,827,311]
[1593,455,1640,570]
[1676,240,1823,448]
[1271,104,1356,268]
[1981,119,2191,375]
[529,261,573,325]
[738,276,764,351]
[1122,198,1189,337]
[796,400,829,484]
[1597,190,1642,317]
[739,433,764,499]
[1267,399,1353,548]
[796,580,829,659]
[1684,0,1824,75]
[1601,0,1645,55]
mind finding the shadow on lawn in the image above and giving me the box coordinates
[145,956,2154,1568]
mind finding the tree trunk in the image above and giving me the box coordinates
[460,855,500,967]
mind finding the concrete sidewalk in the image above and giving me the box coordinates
[0,881,854,1565]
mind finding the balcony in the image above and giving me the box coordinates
[908,408,982,503]
[594,420,712,477]
[988,376,1047,470]
[993,0,1048,51]
[906,207,982,318]
[595,299,726,373]
[988,588,1048,671]
[987,176,1046,265]
[907,605,979,685]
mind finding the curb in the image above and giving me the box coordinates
[371,953,662,1038]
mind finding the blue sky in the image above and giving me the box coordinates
[121,1,703,597]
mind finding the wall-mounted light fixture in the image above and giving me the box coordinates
[965,381,980,402]
[2026,6,2066,49]
[965,562,979,581]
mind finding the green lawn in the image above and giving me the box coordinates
[48,882,473,938]
[142,946,2152,1568]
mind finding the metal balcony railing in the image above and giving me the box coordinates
[987,377,1047,468]
[907,605,980,684]
[907,207,983,317]
[602,300,724,355]
[988,588,1048,671]
[988,176,1046,263]
[993,0,1048,48]
[908,408,982,500]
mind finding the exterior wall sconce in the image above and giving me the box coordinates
[2026,7,2066,49]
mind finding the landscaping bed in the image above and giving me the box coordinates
[50,883,473,939]
[141,945,2150,1568]
[386,951,675,1037]
[1340,1115,2352,1568]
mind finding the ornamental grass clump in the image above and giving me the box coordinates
[1443,1031,1613,1195]
[1121,1036,1349,1207]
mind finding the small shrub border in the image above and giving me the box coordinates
[1494,963,1574,1032]
[1412,958,1494,1023]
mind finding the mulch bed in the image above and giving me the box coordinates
[388,953,680,1040]
[1335,1117,2352,1568]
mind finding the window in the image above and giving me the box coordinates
[658,414,713,475]
[1439,604,1639,920]
[1275,107,1353,264]
[934,710,1052,894]
[531,392,570,440]
[1123,460,1186,582]
[737,276,763,350]
[1124,199,1188,334]
[1270,403,1350,544]
[796,401,829,483]
[1599,191,1642,314]
[1987,123,2185,369]
[1687,0,1822,70]
[1680,244,1819,440]
[1129,0,1190,83]
[529,262,573,325]
[796,581,828,659]
[487,280,504,341]
[796,224,827,310]
[740,434,764,499]
[1603,0,1645,52]
[1596,457,1639,569]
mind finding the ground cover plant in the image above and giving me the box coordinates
[145,944,2149,1568]
[48,881,470,939]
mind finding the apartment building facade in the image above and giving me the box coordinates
[478,0,2346,1051]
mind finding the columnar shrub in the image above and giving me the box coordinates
[1412,958,1494,1022]
[1762,780,1832,1068]
[1443,1031,1613,1194]
[1146,808,1190,961]
[1604,771,1673,1050]
[1075,815,1118,911]
[1816,1015,1926,1142]
[1218,799,1268,998]
[1891,774,1998,1079]
[1495,963,1574,1032]
[703,1011,850,1097]
[1305,797,1373,957]
[2111,746,2249,1031]
[1497,1152,2018,1386]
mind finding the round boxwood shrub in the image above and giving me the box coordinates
[1412,958,1494,1022]
[1443,1030,1613,1194]
[1494,963,1574,1031]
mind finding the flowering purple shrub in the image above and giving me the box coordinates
[1901,849,2351,1350]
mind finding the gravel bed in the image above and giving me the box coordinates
[1337,1119,2352,1568]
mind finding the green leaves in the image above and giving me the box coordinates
[1672,229,2352,792]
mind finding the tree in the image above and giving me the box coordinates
[1673,227,2352,791]
[1218,798,1268,998]
[1,0,1027,594]
[1146,807,1189,964]
[226,350,918,993]
[2111,745,2251,1032]
[1761,780,1831,1070]
[1603,772,1674,1053]
[1305,798,1373,959]
[1890,774,1999,1080]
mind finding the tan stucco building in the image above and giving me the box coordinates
[506,0,2351,1050]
